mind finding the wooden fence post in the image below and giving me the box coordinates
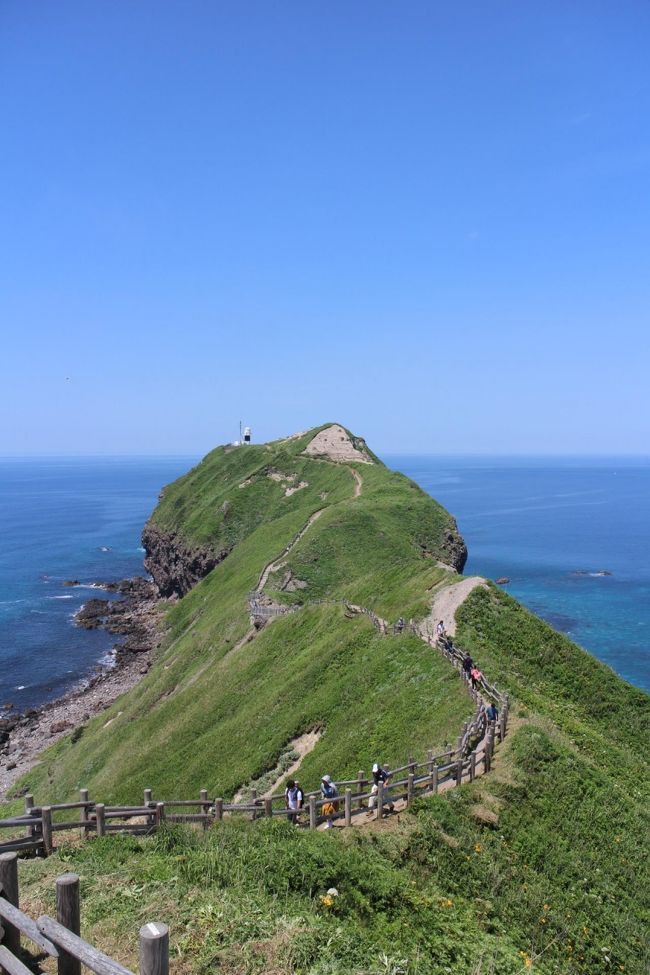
[155,803,166,830]
[24,794,35,840]
[0,852,20,955]
[456,735,463,754]
[95,804,105,838]
[356,771,365,809]
[139,922,169,975]
[455,759,463,787]
[376,782,384,821]
[431,765,438,795]
[469,752,476,782]
[308,795,317,830]
[199,790,209,830]
[42,807,53,856]
[56,873,81,975]
[499,713,506,741]
[264,798,273,819]
[79,790,90,838]
[214,799,223,822]
[407,774,415,807]
[344,789,352,827]
[144,788,153,806]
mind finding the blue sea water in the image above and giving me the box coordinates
[385,456,650,693]
[0,458,194,710]
[0,456,648,711]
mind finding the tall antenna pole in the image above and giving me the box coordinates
[239,419,242,443]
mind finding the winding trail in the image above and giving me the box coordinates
[351,468,363,498]
[257,509,325,592]
[418,576,488,639]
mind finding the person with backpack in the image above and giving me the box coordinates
[285,780,300,824]
[320,774,338,829]
[486,702,499,723]
[436,620,446,638]
[462,653,473,676]
[470,665,483,689]
[372,762,390,787]
[368,783,395,815]
[294,779,305,819]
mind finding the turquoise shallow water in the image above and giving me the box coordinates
[1,455,648,710]
[385,456,650,693]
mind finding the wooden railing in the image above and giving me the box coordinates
[0,631,508,852]
[0,851,168,975]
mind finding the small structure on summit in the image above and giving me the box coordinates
[232,422,252,446]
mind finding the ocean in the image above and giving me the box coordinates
[386,456,650,693]
[0,458,194,710]
[0,455,648,711]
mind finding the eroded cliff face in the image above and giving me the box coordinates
[440,519,468,573]
[141,523,229,598]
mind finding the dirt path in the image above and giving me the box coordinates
[351,468,363,498]
[257,510,324,591]
[418,576,488,639]
[261,730,322,798]
[325,733,490,830]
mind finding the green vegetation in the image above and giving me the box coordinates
[5,426,649,974]
[12,426,469,803]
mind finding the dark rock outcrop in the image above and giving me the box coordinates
[440,520,468,574]
[142,522,229,598]
[75,578,161,653]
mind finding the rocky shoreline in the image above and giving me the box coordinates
[0,577,165,800]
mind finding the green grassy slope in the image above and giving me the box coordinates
[6,426,649,974]
[14,425,470,803]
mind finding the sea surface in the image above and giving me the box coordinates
[0,458,194,710]
[385,455,650,693]
[0,456,648,712]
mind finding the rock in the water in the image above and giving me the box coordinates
[76,599,110,629]
[496,577,510,585]
[63,579,80,587]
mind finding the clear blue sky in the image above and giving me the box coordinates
[1,2,649,455]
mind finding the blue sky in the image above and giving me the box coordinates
[1,2,649,455]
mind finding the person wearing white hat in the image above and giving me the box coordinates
[372,762,389,787]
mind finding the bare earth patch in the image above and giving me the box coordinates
[417,576,488,639]
[302,424,372,464]
[285,481,308,497]
[232,729,323,803]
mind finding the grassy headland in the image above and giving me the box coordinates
[4,426,649,974]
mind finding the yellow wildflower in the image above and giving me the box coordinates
[474,843,482,853]
[319,894,334,908]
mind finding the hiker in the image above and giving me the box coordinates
[486,702,499,723]
[470,665,483,689]
[396,616,405,634]
[462,653,473,676]
[320,774,338,829]
[285,779,300,824]
[436,620,446,638]
[368,783,395,815]
[295,779,305,818]
[372,762,390,786]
